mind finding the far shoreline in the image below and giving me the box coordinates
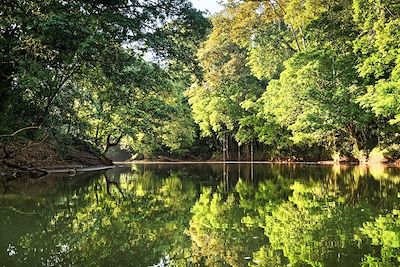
[115,161,400,167]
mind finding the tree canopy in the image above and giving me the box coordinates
[1,0,400,161]
[0,0,210,158]
[185,0,400,161]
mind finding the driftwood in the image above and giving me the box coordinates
[0,172,15,177]
[0,165,114,179]
[43,165,114,174]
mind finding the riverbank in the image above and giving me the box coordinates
[0,139,112,179]
[2,138,399,180]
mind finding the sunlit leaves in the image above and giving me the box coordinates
[359,210,400,266]
[353,0,400,131]
[259,50,370,155]
[186,12,263,141]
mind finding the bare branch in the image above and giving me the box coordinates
[20,134,49,152]
[0,126,40,139]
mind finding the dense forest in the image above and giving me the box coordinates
[1,0,400,163]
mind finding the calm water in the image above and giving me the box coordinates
[0,163,399,267]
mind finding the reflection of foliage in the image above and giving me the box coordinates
[4,164,400,266]
[18,173,197,266]
[262,182,373,266]
[369,165,400,184]
[188,188,265,267]
[358,209,400,266]
[237,176,293,227]
[250,246,286,267]
[186,165,400,267]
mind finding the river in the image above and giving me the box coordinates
[0,163,399,266]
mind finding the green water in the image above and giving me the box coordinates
[0,163,399,267]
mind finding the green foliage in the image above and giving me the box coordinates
[186,13,264,143]
[2,0,400,161]
[0,0,210,158]
[259,50,372,157]
[359,210,400,266]
[353,0,400,134]
[185,0,399,161]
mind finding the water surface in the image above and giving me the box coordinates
[1,163,399,266]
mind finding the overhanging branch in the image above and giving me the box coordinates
[0,126,41,139]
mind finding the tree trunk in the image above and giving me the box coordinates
[251,141,254,162]
[95,123,100,146]
[347,123,366,163]
[222,137,225,162]
[0,126,40,138]
[226,134,229,160]
[103,133,123,154]
[238,143,241,162]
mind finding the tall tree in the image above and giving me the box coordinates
[354,0,400,147]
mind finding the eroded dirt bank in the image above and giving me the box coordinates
[0,139,112,179]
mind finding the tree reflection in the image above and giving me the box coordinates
[188,187,265,266]
[17,171,197,266]
[358,209,400,266]
[187,165,400,267]
[3,164,399,266]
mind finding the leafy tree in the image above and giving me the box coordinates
[186,11,264,158]
[259,50,374,159]
[0,0,210,158]
[354,0,400,130]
